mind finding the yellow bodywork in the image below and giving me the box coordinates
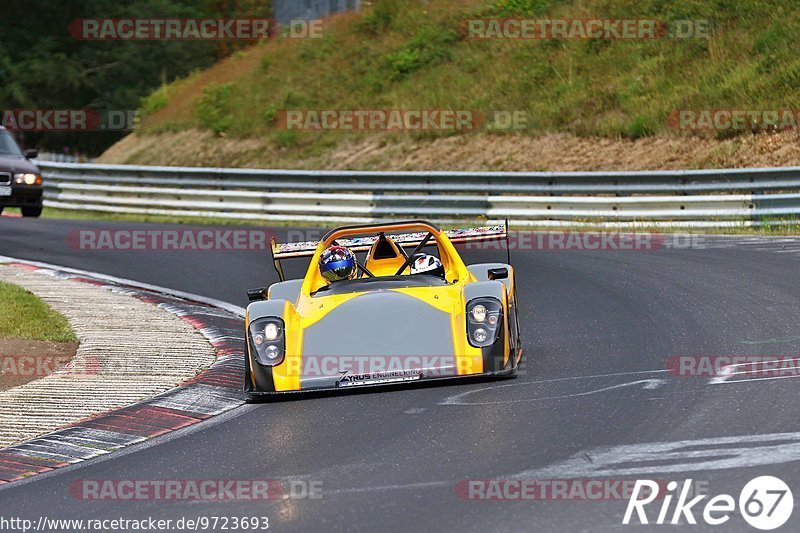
[248,222,513,392]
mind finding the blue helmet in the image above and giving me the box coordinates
[319,245,358,282]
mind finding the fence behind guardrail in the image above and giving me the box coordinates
[273,0,361,25]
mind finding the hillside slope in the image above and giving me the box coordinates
[101,0,800,170]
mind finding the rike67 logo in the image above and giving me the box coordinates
[624,477,793,530]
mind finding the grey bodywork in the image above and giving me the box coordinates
[247,299,288,321]
[268,279,303,302]
[246,263,515,392]
[299,291,457,388]
[463,279,507,304]
[468,263,511,290]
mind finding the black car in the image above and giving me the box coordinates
[0,126,43,217]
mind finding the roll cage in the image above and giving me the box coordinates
[268,220,510,296]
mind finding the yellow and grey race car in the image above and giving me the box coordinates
[244,220,522,398]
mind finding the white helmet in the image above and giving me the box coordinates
[410,254,445,278]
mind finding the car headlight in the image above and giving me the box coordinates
[249,318,285,366]
[471,304,487,323]
[13,173,41,185]
[264,322,279,341]
[466,298,503,348]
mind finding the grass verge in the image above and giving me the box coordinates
[23,206,800,236]
[0,280,77,342]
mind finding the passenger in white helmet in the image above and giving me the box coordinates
[410,253,445,279]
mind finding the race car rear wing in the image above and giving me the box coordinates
[269,222,509,282]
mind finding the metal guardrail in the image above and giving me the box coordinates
[35,161,800,228]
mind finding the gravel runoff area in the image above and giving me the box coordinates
[0,265,217,448]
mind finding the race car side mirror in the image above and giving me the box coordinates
[24,149,38,159]
[488,267,508,281]
[247,287,269,302]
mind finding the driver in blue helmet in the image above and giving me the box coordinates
[319,245,358,283]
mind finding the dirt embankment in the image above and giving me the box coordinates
[0,340,78,391]
[100,129,800,171]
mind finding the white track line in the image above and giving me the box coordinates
[439,370,668,405]
[0,254,245,316]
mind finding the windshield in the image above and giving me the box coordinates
[312,274,450,297]
[0,131,23,156]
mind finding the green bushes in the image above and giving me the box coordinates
[139,86,170,117]
[195,83,235,135]
[385,28,457,80]
[359,0,403,34]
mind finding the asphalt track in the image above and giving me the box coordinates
[1,217,800,532]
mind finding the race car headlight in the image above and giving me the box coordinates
[471,304,487,323]
[249,318,285,366]
[466,298,503,348]
[14,173,42,185]
[264,322,279,341]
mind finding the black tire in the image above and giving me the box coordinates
[0,207,3,215]
[21,205,42,218]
